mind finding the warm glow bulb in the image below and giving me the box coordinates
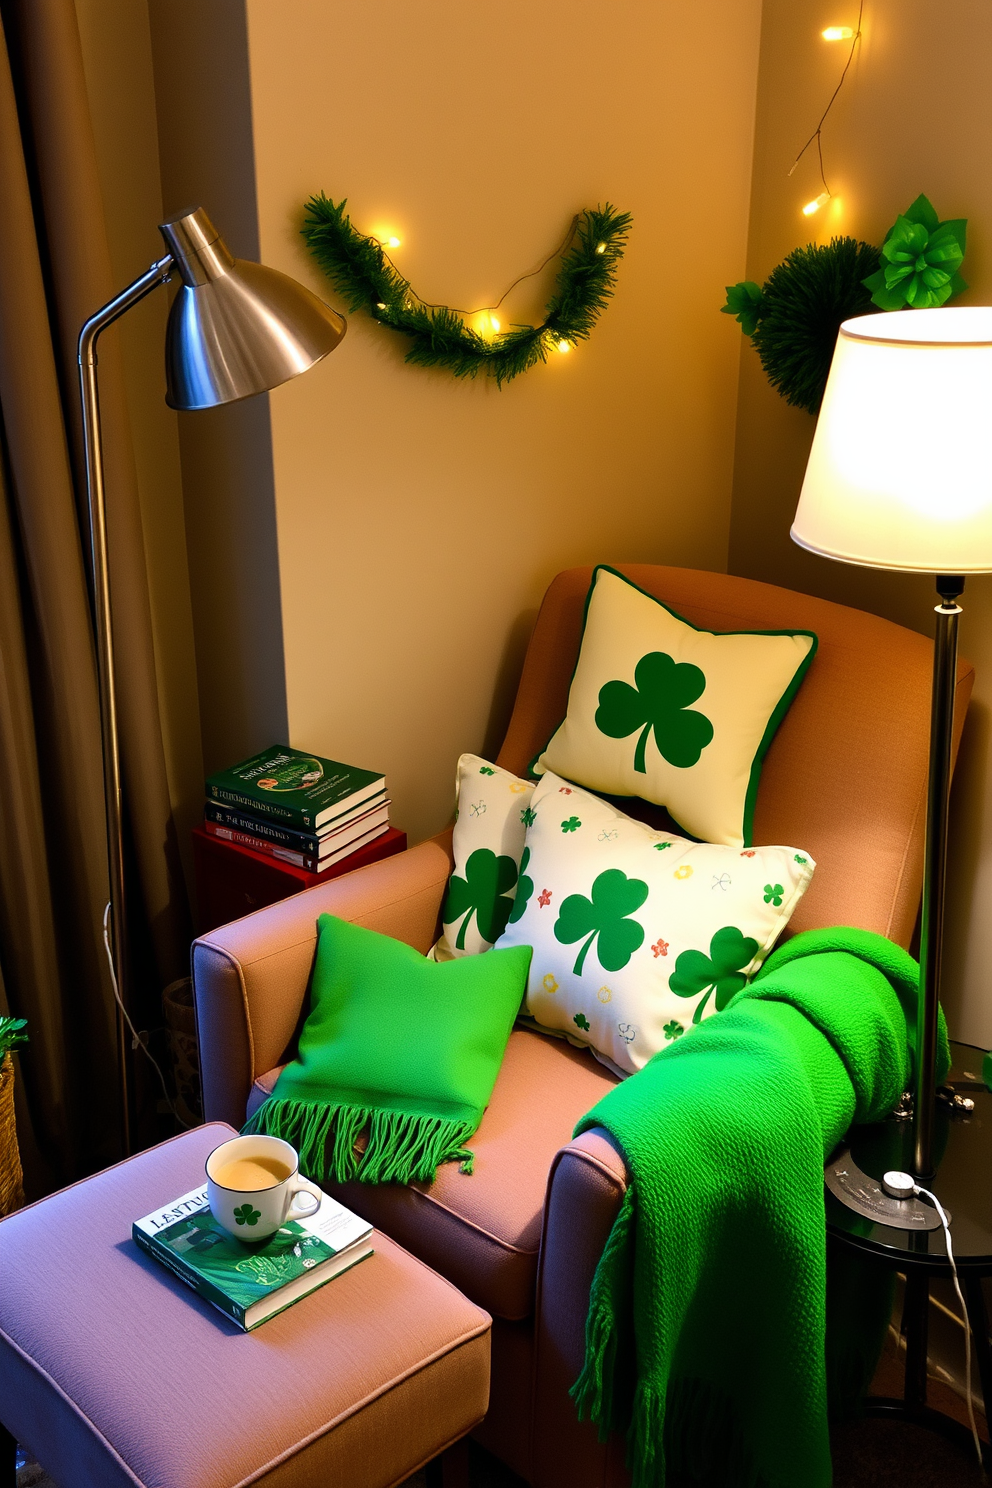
[821,25,854,40]
[803,192,831,216]
[557,340,571,354]
[387,236,402,249]
[595,242,607,254]
[489,315,501,333]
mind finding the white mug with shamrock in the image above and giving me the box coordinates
[205,1134,321,1241]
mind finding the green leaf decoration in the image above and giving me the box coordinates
[561,816,582,833]
[721,280,765,336]
[554,868,648,975]
[443,847,518,948]
[794,855,807,865]
[596,652,713,773]
[0,1016,28,1061]
[573,1012,591,1032]
[479,766,495,775]
[763,883,784,906]
[663,1020,685,1041]
[302,196,632,387]
[233,1203,262,1227]
[669,925,760,1023]
[508,846,533,925]
[520,806,537,827]
[864,195,968,310]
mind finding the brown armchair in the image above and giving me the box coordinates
[191,566,973,1488]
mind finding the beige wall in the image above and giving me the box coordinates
[73,0,203,887]
[728,0,992,1045]
[242,0,762,845]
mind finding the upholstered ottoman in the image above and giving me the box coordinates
[0,1123,491,1488]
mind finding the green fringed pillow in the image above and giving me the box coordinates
[243,914,532,1186]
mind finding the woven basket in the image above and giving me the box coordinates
[0,1052,25,1215]
[163,978,202,1128]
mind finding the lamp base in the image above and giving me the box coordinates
[825,1151,944,1230]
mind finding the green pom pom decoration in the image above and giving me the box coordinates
[743,238,881,415]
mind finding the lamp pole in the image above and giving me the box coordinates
[78,254,175,1154]
[914,576,963,1178]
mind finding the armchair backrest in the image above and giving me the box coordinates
[498,566,973,948]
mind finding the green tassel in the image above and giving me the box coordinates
[242,1098,477,1187]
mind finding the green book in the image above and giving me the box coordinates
[133,1185,374,1331]
[206,745,385,830]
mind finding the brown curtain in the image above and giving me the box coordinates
[0,0,192,1191]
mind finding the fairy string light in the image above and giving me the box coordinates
[788,0,865,215]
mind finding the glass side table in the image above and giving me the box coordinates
[825,1040,992,1466]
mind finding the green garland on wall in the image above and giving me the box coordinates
[301,195,632,386]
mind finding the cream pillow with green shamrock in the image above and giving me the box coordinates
[494,771,814,1077]
[435,754,536,959]
[532,566,817,848]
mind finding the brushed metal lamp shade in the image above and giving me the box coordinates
[158,207,346,410]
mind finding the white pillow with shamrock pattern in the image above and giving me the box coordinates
[494,770,814,1076]
[532,566,817,848]
[435,754,536,959]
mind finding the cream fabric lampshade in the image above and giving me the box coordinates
[792,306,992,573]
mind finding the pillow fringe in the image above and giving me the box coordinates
[243,1097,476,1186]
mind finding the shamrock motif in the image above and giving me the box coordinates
[663,1020,685,1041]
[538,888,553,908]
[598,829,619,843]
[561,816,582,833]
[617,1022,636,1044]
[508,846,533,924]
[443,848,518,948]
[740,850,756,858]
[794,855,807,865]
[674,864,693,881]
[479,766,495,775]
[721,279,764,336]
[596,651,714,773]
[711,873,732,892]
[469,801,487,818]
[520,806,537,827]
[554,868,648,975]
[597,985,613,1003]
[654,841,672,851]
[509,781,529,794]
[233,1203,262,1227]
[559,786,574,795]
[651,937,669,958]
[863,195,967,310]
[669,925,760,1024]
[763,883,784,907]
[573,1012,591,1032]
[542,974,559,994]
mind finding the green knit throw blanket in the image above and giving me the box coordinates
[571,926,949,1488]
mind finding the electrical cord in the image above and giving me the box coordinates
[102,902,194,1131]
[884,1169,985,1474]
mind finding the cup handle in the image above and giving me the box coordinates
[287,1178,321,1220]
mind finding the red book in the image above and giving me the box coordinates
[191,823,407,935]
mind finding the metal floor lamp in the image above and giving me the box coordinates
[79,208,346,1152]
[791,304,992,1189]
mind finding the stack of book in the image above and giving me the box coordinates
[204,744,392,874]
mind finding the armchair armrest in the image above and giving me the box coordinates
[192,833,453,1127]
[532,1128,631,1488]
